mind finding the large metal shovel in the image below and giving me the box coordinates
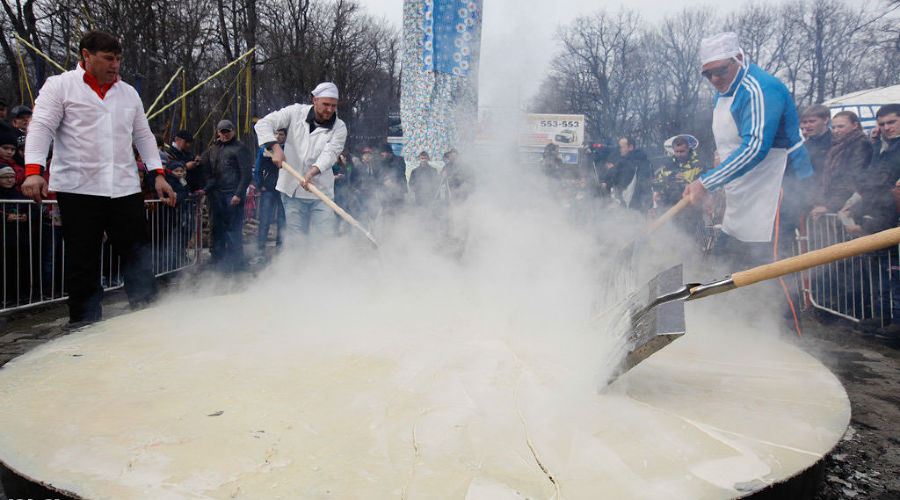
[606,226,900,385]
[280,160,379,248]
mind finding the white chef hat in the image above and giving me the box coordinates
[311,82,339,99]
[700,32,742,66]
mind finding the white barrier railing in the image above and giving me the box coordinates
[797,213,897,326]
[1,197,201,314]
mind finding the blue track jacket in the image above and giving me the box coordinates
[700,63,813,191]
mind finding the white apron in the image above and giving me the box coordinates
[713,95,788,242]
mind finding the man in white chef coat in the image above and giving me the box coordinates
[21,30,176,325]
[253,82,347,246]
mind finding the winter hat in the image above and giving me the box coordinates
[700,32,741,65]
[10,105,31,119]
[216,119,235,131]
[0,166,14,176]
[0,130,17,147]
[175,130,194,142]
[311,82,339,99]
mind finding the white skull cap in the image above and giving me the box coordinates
[311,82,339,99]
[700,32,741,66]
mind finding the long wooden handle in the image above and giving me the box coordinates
[732,227,900,288]
[280,161,379,247]
[646,194,691,235]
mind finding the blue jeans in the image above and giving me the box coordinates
[210,191,244,271]
[257,189,285,251]
[281,195,333,245]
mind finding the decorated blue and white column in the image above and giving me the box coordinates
[401,0,482,160]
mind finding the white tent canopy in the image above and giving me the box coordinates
[822,84,900,130]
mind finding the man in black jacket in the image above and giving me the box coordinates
[409,151,440,209]
[349,147,379,225]
[377,143,407,217]
[845,104,900,337]
[199,120,253,271]
[846,104,900,236]
[611,137,653,213]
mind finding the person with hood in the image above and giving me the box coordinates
[655,135,704,210]
[0,129,24,186]
[683,32,813,268]
[254,82,347,244]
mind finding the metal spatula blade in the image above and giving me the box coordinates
[603,265,687,386]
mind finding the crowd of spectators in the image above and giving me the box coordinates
[1,87,899,333]
[533,103,899,336]
[540,104,900,252]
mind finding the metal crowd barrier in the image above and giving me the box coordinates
[1,197,201,314]
[796,213,898,326]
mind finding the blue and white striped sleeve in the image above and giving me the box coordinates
[700,76,786,191]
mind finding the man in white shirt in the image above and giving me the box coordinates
[21,30,176,325]
[254,82,347,245]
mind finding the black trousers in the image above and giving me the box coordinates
[56,192,157,323]
[712,231,772,271]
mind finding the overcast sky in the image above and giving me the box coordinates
[361,0,718,107]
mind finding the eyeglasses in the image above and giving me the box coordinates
[701,62,734,80]
[218,129,233,133]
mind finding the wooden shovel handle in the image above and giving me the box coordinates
[280,161,360,228]
[646,194,691,235]
[732,227,900,288]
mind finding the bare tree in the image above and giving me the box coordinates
[532,0,898,156]
[0,0,401,146]
[652,7,715,136]
[535,9,643,142]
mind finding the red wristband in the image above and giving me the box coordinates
[25,164,43,176]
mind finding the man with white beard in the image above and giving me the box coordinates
[254,82,347,245]
[683,32,813,269]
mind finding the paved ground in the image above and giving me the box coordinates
[798,313,900,500]
[0,275,897,499]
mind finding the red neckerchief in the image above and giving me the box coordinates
[81,61,117,99]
